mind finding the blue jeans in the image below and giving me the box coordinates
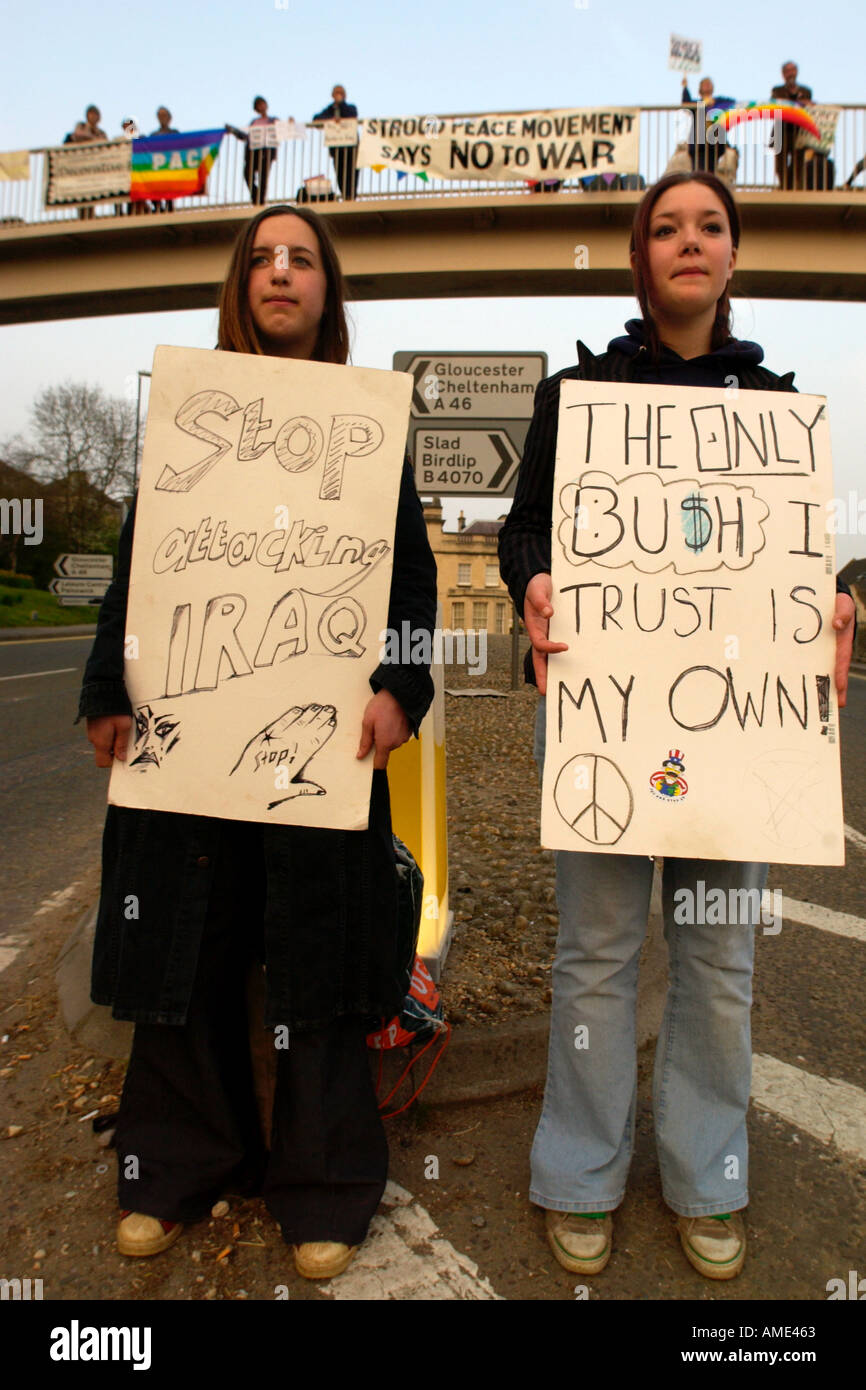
[531,700,764,1217]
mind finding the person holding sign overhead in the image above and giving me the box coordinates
[79,204,437,1279]
[499,171,855,1282]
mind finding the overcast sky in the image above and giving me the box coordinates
[3,0,864,565]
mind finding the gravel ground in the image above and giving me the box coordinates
[440,634,558,1028]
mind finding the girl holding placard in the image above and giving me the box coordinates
[499,171,855,1282]
[80,204,437,1280]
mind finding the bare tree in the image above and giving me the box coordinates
[3,383,136,554]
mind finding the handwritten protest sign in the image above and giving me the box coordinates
[44,139,130,207]
[669,34,702,73]
[541,382,843,865]
[247,120,306,148]
[359,108,639,182]
[109,346,411,831]
[323,119,359,148]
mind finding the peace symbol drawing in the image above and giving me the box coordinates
[553,754,634,845]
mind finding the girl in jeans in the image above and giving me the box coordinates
[498,171,855,1281]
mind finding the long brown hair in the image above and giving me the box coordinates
[629,172,741,360]
[217,204,350,363]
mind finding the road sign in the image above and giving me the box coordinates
[57,595,104,606]
[412,426,522,496]
[394,351,546,496]
[54,553,113,579]
[49,577,111,598]
[394,352,547,420]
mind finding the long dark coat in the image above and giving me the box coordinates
[78,458,437,1031]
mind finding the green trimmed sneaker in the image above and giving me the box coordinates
[545,1209,612,1275]
[677,1212,746,1280]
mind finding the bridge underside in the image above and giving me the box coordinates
[1,191,864,326]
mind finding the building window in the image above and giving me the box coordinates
[452,602,465,630]
[457,562,471,586]
[495,602,506,634]
[473,601,487,630]
[485,564,499,587]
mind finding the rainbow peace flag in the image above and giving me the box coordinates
[709,103,821,140]
[130,129,224,202]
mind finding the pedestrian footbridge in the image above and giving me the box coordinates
[1,107,864,323]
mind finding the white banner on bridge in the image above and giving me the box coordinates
[360,108,639,181]
[541,381,844,866]
[44,139,130,207]
[109,345,411,831]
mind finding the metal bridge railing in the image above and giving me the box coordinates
[2,106,864,228]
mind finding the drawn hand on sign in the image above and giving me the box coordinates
[230,703,336,807]
[524,572,568,694]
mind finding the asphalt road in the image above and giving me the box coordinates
[0,637,864,1315]
[0,635,108,939]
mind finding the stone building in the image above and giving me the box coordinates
[423,499,513,633]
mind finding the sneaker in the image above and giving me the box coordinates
[544,1209,612,1275]
[677,1212,746,1280]
[117,1211,183,1257]
[293,1242,358,1280]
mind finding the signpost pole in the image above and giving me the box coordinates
[511,602,521,691]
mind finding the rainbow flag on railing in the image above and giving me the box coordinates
[130,129,224,202]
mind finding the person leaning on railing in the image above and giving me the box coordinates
[311,85,359,201]
[770,61,812,190]
[149,107,178,213]
[68,104,107,220]
[226,96,281,206]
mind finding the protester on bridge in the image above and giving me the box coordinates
[79,204,437,1278]
[69,105,107,219]
[680,75,735,175]
[499,171,856,1284]
[70,105,107,144]
[770,61,813,189]
[226,97,280,205]
[149,108,179,212]
[311,85,359,200]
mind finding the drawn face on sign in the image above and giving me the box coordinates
[644,183,736,326]
[247,213,328,361]
[131,704,181,771]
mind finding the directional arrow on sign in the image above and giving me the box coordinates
[49,577,111,597]
[412,427,522,495]
[54,554,113,579]
[395,352,547,421]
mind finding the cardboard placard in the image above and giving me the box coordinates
[541,381,843,865]
[109,346,412,831]
[669,34,702,73]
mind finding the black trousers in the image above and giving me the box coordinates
[115,821,388,1246]
[243,150,275,205]
[331,146,358,200]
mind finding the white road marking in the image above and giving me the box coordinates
[0,936,26,976]
[844,823,866,855]
[781,896,866,944]
[0,667,75,683]
[319,1181,501,1301]
[752,1054,866,1163]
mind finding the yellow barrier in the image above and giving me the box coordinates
[387,649,451,979]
